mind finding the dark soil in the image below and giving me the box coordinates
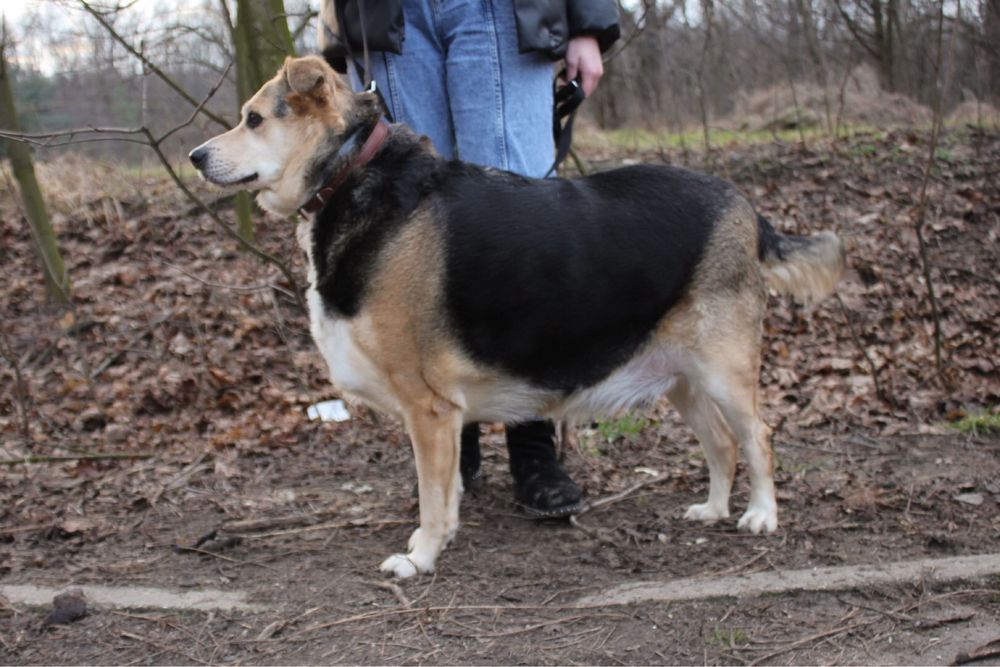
[2,428,1000,664]
[2,128,999,664]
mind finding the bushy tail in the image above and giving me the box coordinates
[757,214,845,303]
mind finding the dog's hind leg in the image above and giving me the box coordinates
[668,378,738,523]
[698,354,778,534]
[380,398,463,578]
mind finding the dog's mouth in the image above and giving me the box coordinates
[205,171,258,187]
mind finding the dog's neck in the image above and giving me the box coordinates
[297,117,390,219]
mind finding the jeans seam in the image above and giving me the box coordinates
[482,0,508,170]
[383,52,401,121]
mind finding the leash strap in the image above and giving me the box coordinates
[545,70,585,178]
[335,1,394,121]
[355,0,373,89]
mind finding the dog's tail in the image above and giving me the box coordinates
[757,214,845,303]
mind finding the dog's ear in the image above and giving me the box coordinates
[284,56,330,101]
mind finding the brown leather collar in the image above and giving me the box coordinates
[298,117,390,219]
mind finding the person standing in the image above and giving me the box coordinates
[319,0,619,517]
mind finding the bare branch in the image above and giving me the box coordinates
[157,62,232,144]
[78,0,232,130]
[137,127,305,311]
[0,63,304,312]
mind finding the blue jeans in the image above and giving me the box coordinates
[352,0,555,178]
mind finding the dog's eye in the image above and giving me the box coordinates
[246,111,263,129]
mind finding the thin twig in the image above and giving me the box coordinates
[0,452,154,466]
[78,0,230,129]
[0,330,31,441]
[941,266,1000,290]
[954,637,1000,666]
[912,1,959,374]
[711,548,771,576]
[0,67,303,310]
[372,580,412,608]
[577,475,671,514]
[219,505,347,533]
[139,126,305,311]
[290,603,582,637]
[835,293,887,402]
[243,517,410,539]
[601,0,656,65]
[445,615,586,639]
[120,631,209,665]
[748,610,865,665]
[157,258,293,298]
[90,313,174,379]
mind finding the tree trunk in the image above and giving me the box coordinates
[232,0,296,241]
[986,0,1000,102]
[869,0,895,90]
[0,35,69,303]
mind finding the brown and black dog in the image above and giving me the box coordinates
[189,55,845,578]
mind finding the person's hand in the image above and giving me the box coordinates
[564,35,603,97]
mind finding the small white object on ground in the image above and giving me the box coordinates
[954,492,984,506]
[306,399,351,422]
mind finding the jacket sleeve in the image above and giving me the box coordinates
[318,0,349,73]
[318,0,405,74]
[566,0,620,52]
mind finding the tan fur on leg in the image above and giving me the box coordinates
[380,401,462,577]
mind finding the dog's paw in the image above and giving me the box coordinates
[380,554,424,578]
[737,505,778,534]
[684,502,729,522]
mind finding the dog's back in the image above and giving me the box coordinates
[438,163,735,393]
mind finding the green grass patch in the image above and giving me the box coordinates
[121,162,201,180]
[596,413,651,445]
[775,452,833,475]
[949,410,1000,436]
[708,627,750,646]
[576,123,886,154]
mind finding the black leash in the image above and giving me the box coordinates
[545,70,585,178]
[335,0,394,121]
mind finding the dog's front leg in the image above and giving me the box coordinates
[380,401,462,578]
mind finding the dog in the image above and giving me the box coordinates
[189,55,845,578]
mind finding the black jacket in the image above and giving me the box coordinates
[321,0,619,69]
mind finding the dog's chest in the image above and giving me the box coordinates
[299,222,400,415]
[306,287,401,415]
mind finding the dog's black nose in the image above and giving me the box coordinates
[189,147,208,169]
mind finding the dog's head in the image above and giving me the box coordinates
[189,55,372,216]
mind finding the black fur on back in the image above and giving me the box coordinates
[439,164,729,392]
[311,129,733,393]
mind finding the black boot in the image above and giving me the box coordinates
[507,420,582,518]
[460,423,486,492]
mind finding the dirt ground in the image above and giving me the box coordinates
[3,427,1000,664]
[2,127,999,664]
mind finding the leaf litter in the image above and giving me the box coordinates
[0,127,999,664]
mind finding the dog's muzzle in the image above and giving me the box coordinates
[188,146,258,186]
